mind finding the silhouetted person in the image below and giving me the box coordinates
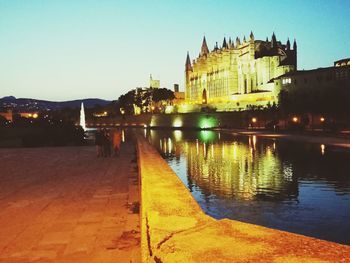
[112,129,122,156]
[95,128,103,157]
[102,128,111,157]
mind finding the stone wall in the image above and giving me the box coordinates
[87,112,253,129]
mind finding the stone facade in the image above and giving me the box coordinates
[185,33,297,109]
[275,61,350,92]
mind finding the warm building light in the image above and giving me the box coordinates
[292,117,298,123]
[251,117,257,123]
[321,144,325,155]
[173,117,183,128]
[32,113,38,118]
[320,117,325,122]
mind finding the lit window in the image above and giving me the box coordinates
[282,78,292,85]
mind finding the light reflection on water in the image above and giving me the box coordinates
[146,129,350,245]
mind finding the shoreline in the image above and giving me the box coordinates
[217,128,350,149]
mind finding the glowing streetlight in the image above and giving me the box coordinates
[320,117,325,122]
[32,113,38,119]
[251,117,257,123]
[292,116,298,123]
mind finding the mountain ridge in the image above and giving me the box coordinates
[0,96,113,111]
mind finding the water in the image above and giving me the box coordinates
[145,129,350,245]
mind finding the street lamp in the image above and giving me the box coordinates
[250,117,257,129]
[292,116,298,123]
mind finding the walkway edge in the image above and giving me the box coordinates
[137,136,350,263]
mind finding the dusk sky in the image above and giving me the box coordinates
[1,0,349,101]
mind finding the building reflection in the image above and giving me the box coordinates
[147,130,299,201]
[185,136,298,201]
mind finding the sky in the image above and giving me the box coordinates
[0,0,349,101]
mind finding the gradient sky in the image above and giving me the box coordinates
[1,0,349,101]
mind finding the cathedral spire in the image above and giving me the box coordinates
[271,32,277,48]
[215,42,219,50]
[236,37,241,46]
[293,38,297,50]
[250,31,254,41]
[200,36,209,56]
[243,35,246,43]
[185,52,192,71]
[222,37,228,49]
[286,38,291,50]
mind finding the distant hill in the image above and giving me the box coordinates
[0,96,112,111]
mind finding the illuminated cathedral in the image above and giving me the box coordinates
[185,32,297,110]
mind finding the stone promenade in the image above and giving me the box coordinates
[0,141,140,262]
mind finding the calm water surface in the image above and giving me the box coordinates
[145,129,350,245]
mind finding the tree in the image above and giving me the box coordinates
[118,90,137,114]
[152,88,175,103]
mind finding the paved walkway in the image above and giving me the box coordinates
[0,141,140,263]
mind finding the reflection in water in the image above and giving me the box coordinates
[150,131,298,201]
[321,144,325,155]
[186,138,298,201]
[174,130,182,142]
[146,129,350,245]
[121,129,125,142]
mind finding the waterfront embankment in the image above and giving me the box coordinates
[137,135,350,262]
[0,142,140,262]
[221,128,350,149]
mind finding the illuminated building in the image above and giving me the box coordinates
[0,109,13,122]
[150,74,160,89]
[19,112,39,119]
[173,84,185,104]
[334,58,350,67]
[185,32,297,110]
[0,111,39,122]
[93,111,108,117]
[275,59,350,90]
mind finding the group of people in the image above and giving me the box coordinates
[95,128,122,157]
